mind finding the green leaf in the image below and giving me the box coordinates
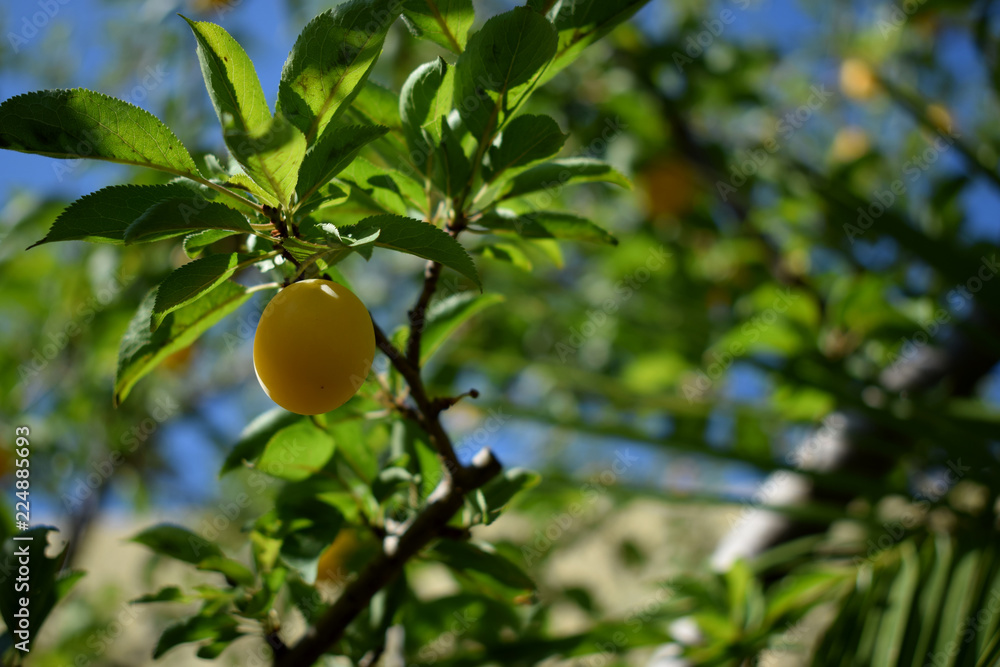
[196,555,256,587]
[152,253,257,330]
[132,587,190,604]
[336,156,426,215]
[478,8,557,91]
[372,466,415,503]
[537,0,653,84]
[485,114,566,181]
[278,0,400,142]
[256,420,336,481]
[435,116,471,198]
[131,524,223,564]
[421,291,505,362]
[352,80,403,131]
[343,214,480,287]
[400,57,452,155]
[479,468,540,525]
[296,124,389,205]
[477,209,616,245]
[498,157,631,200]
[0,89,202,179]
[115,282,266,405]
[28,183,200,248]
[453,8,558,140]
[0,527,79,651]
[401,0,473,53]
[123,198,253,244]
[474,242,533,271]
[182,17,304,205]
[222,408,304,475]
[154,614,239,659]
[183,228,244,258]
[430,540,535,590]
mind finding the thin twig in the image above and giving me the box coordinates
[274,450,501,667]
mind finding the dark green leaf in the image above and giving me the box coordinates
[343,214,480,286]
[196,555,256,587]
[474,242,533,271]
[221,407,304,475]
[152,253,257,330]
[183,228,244,258]
[29,183,201,248]
[539,0,653,84]
[153,614,239,659]
[123,198,253,245]
[477,210,617,245]
[499,157,631,200]
[131,524,223,564]
[430,540,535,590]
[296,124,389,204]
[478,8,557,91]
[115,282,267,405]
[132,587,190,604]
[453,8,558,139]
[372,467,414,503]
[485,114,567,181]
[401,0,474,53]
[278,0,400,142]
[0,89,201,179]
[435,116,471,198]
[421,291,505,362]
[480,468,541,524]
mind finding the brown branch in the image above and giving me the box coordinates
[404,212,469,366]
[405,261,444,366]
[373,321,462,474]
[277,212,502,664]
[274,450,501,667]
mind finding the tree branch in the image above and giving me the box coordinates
[404,212,468,367]
[274,449,501,667]
[277,208,499,664]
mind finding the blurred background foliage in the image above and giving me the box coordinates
[2,0,1000,665]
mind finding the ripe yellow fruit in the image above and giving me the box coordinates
[831,127,870,163]
[253,279,375,415]
[840,58,878,100]
[316,529,362,585]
